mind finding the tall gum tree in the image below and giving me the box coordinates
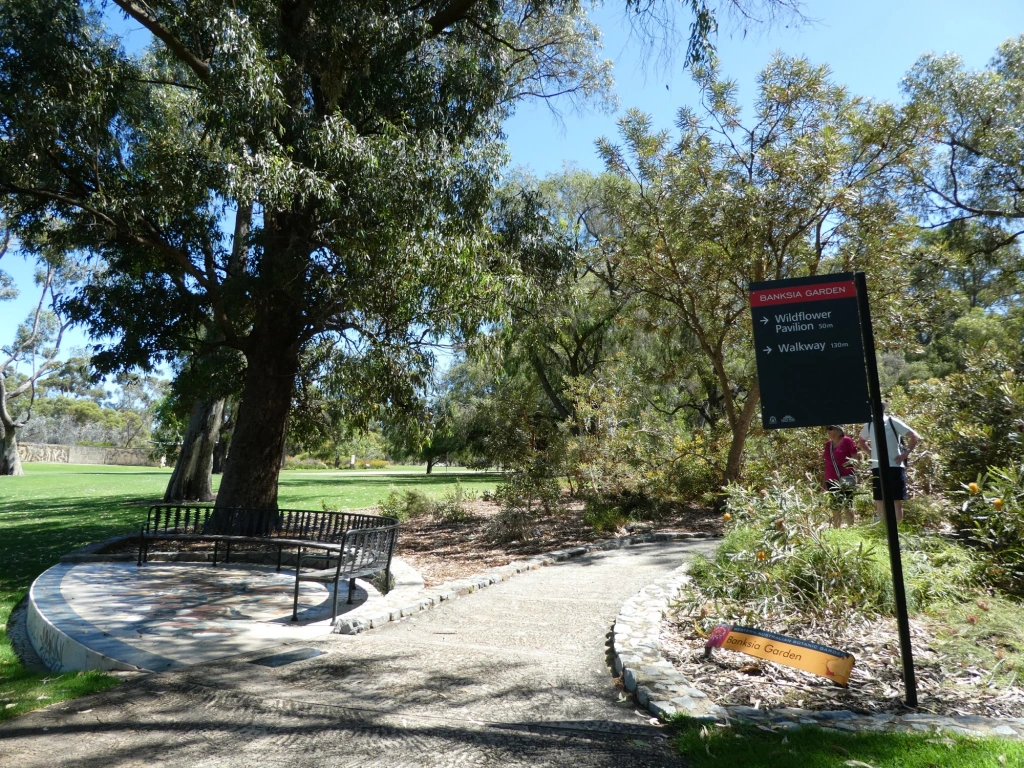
[903,35,1024,245]
[599,56,926,485]
[0,0,617,508]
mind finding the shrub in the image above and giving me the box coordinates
[583,497,630,532]
[562,366,722,507]
[686,479,981,624]
[284,455,329,470]
[378,489,409,521]
[432,481,476,523]
[368,459,389,469]
[899,348,1024,492]
[377,488,434,521]
[486,471,562,544]
[951,466,1024,595]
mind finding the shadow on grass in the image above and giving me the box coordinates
[670,718,1023,768]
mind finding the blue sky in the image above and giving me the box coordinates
[504,0,1024,176]
[2,0,1022,352]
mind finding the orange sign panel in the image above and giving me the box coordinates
[705,624,855,686]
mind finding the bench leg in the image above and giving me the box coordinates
[276,545,283,573]
[348,577,356,605]
[292,546,302,622]
[225,540,231,564]
[213,541,218,567]
[331,557,343,622]
[137,527,145,567]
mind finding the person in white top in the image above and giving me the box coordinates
[858,402,920,523]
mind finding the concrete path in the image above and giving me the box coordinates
[0,540,715,768]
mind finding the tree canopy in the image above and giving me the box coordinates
[0,0,616,505]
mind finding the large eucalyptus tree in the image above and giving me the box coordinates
[0,0,616,507]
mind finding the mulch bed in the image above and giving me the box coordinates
[396,500,721,585]
[662,604,1024,720]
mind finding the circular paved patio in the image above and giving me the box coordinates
[28,561,373,672]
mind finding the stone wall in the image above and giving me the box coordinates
[17,442,159,467]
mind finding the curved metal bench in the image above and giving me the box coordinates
[137,505,399,622]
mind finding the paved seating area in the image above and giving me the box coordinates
[27,561,377,673]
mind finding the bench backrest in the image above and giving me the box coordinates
[144,505,398,546]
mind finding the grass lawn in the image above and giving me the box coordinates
[0,462,498,722]
[671,719,1024,767]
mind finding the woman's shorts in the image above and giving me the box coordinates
[871,467,907,501]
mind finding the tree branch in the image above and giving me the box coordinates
[111,0,211,84]
[427,0,479,35]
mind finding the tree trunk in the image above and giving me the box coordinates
[164,398,224,502]
[1,426,24,476]
[0,374,25,476]
[723,382,761,486]
[212,410,232,474]
[215,318,301,510]
[426,456,434,474]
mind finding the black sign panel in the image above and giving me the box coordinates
[750,273,871,429]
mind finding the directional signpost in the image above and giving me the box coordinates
[748,272,918,708]
[750,273,871,429]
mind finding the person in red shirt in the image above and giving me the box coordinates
[824,425,859,527]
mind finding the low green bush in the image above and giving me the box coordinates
[583,497,631,532]
[284,455,329,470]
[951,465,1024,595]
[378,483,476,523]
[686,479,982,624]
[377,487,435,521]
[486,472,562,543]
[433,481,476,523]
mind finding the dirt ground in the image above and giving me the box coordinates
[396,500,722,585]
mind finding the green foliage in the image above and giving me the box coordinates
[284,455,329,470]
[941,351,1024,483]
[904,34,1024,228]
[377,481,476,522]
[743,425,826,489]
[599,54,922,486]
[0,0,619,506]
[377,488,435,522]
[563,363,722,506]
[433,481,477,523]
[687,480,981,623]
[582,497,631,532]
[897,348,1024,493]
[487,471,563,543]
[952,467,1024,595]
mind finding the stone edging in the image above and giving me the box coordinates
[332,530,721,635]
[612,569,1024,739]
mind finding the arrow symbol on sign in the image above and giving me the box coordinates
[760,316,768,325]
[763,347,772,354]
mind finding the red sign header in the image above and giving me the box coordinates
[750,279,856,308]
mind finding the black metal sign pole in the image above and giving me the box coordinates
[854,271,918,708]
